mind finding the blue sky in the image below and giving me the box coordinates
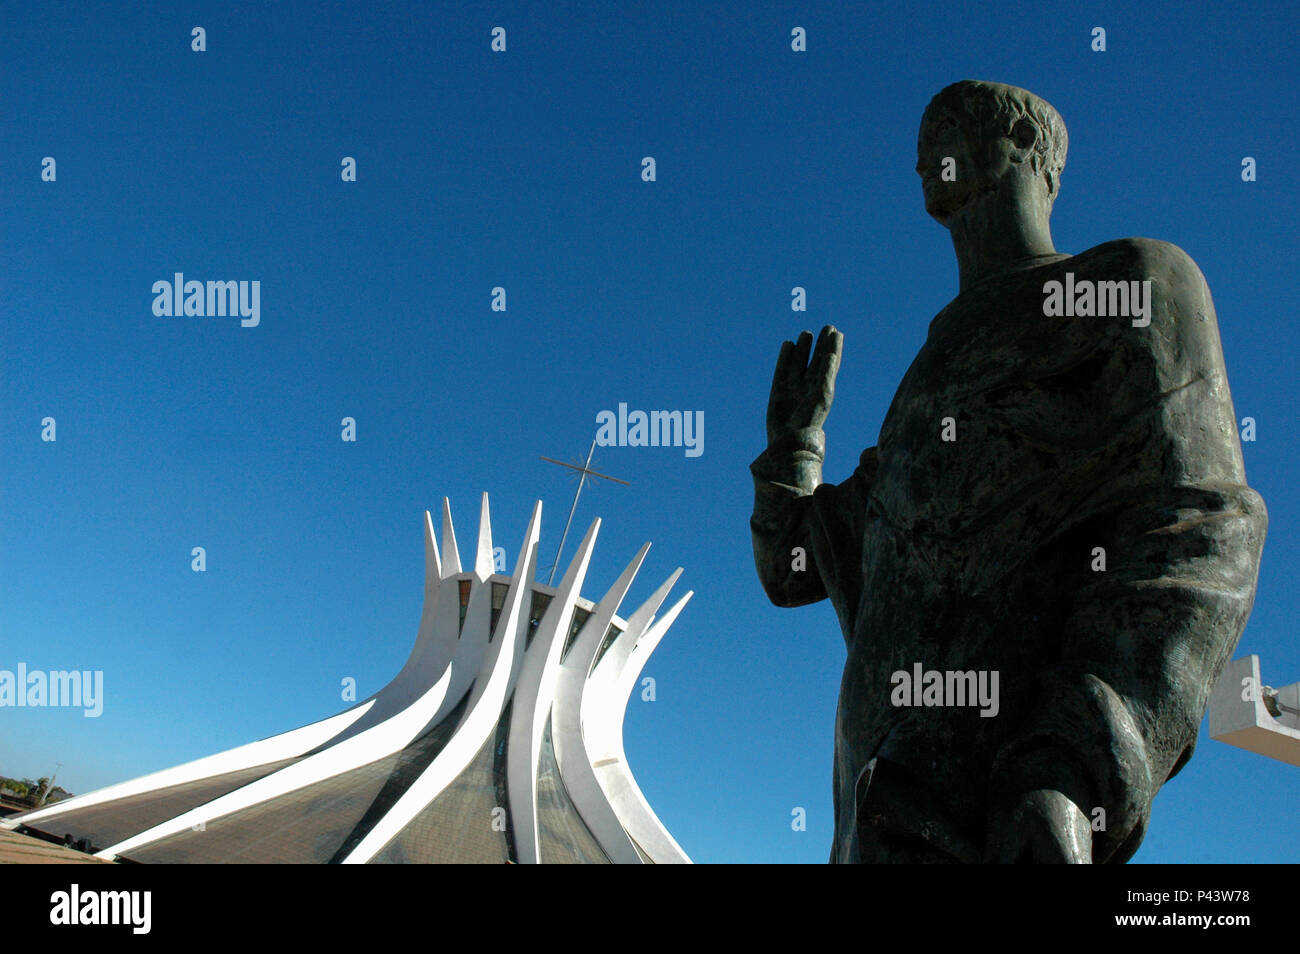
[2,0,1296,863]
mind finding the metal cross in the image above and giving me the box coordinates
[539,440,629,585]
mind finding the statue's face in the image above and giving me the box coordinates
[916,96,1028,226]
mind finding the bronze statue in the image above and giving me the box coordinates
[751,80,1267,863]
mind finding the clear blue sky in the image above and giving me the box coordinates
[2,0,1296,863]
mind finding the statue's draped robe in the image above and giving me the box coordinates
[751,239,1266,863]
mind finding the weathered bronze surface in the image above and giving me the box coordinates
[751,80,1267,863]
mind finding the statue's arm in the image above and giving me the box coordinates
[752,325,875,613]
[750,429,877,608]
[987,242,1268,863]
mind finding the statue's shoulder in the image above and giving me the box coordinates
[1072,237,1211,297]
[1069,238,1226,375]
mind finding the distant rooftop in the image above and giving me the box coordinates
[0,828,113,865]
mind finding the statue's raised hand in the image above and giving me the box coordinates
[766,326,843,446]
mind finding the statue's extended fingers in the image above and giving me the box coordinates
[809,329,841,394]
[810,326,842,373]
[787,330,814,386]
[772,338,794,378]
[815,324,832,351]
[770,339,797,401]
[825,325,844,359]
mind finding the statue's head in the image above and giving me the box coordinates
[916,80,1067,227]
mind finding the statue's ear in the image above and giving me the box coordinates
[1011,118,1038,151]
[1009,119,1041,171]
